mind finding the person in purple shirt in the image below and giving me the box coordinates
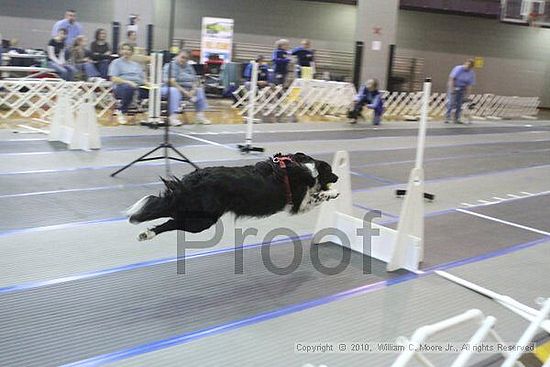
[51,9,83,47]
[446,59,476,124]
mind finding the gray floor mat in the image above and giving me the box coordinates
[2,126,549,154]
[2,143,547,198]
[205,125,550,145]
[420,211,544,268]
[355,149,550,183]
[0,241,408,367]
[0,135,199,154]
[469,193,550,233]
[0,187,153,231]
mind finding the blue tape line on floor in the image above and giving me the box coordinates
[0,234,313,295]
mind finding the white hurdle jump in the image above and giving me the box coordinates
[48,88,101,151]
[313,80,435,272]
[314,150,422,272]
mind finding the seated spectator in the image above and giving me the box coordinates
[348,78,384,125]
[243,55,270,88]
[69,35,100,80]
[272,39,290,86]
[90,28,111,79]
[108,43,148,124]
[291,39,315,78]
[6,39,25,54]
[47,28,76,81]
[161,50,210,126]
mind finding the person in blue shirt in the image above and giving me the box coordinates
[161,50,210,126]
[291,39,314,78]
[348,79,384,125]
[446,59,476,124]
[108,43,147,124]
[51,9,83,47]
[272,39,290,86]
[243,55,270,88]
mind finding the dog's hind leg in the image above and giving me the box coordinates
[138,219,179,241]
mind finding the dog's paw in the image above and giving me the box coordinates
[320,189,340,201]
[138,229,156,241]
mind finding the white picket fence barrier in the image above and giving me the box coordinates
[0,79,115,121]
[0,78,540,122]
[232,79,357,118]
[232,80,540,121]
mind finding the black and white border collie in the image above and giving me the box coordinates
[126,153,339,240]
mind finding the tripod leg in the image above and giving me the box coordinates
[111,145,165,177]
[167,145,200,170]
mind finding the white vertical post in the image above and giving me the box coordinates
[148,52,163,124]
[387,78,431,271]
[245,61,258,147]
[415,79,431,169]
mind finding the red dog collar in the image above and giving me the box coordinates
[273,156,293,205]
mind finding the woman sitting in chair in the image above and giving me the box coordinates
[161,50,210,126]
[108,43,148,125]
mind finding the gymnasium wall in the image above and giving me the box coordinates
[153,0,357,51]
[0,0,113,47]
[1,0,549,105]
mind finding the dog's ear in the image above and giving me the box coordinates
[288,163,316,188]
[292,152,313,164]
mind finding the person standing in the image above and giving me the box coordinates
[51,9,83,47]
[272,39,290,86]
[291,39,315,78]
[446,59,476,124]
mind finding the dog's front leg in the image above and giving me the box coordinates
[138,219,179,241]
[301,190,340,212]
[316,190,340,202]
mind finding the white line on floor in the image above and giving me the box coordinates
[507,194,521,198]
[477,200,493,204]
[173,132,237,151]
[492,197,506,201]
[456,209,550,236]
[520,191,534,195]
[461,203,474,207]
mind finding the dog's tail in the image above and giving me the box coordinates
[126,195,168,224]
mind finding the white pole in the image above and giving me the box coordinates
[386,78,431,271]
[450,316,497,367]
[436,271,550,333]
[415,78,431,169]
[502,298,550,367]
[147,52,162,124]
[245,61,258,147]
[391,309,483,367]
